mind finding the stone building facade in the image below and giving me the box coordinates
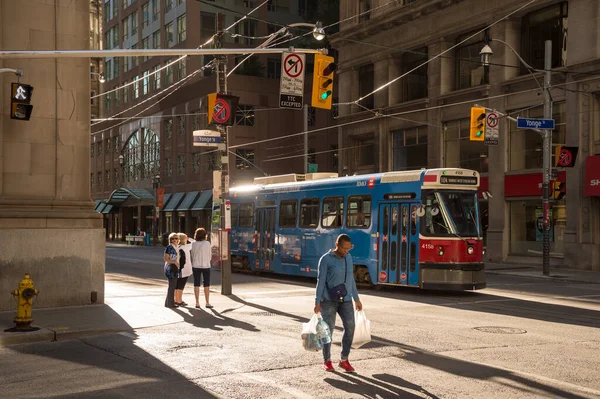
[332,0,600,269]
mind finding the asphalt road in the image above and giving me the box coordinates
[2,245,599,398]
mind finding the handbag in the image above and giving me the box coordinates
[168,263,179,275]
[327,258,348,302]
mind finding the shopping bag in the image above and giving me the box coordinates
[301,314,322,352]
[351,310,371,349]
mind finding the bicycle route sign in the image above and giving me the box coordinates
[484,111,499,146]
[279,52,305,109]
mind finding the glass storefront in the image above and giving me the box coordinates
[509,199,566,256]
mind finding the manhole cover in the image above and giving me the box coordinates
[250,311,277,317]
[473,326,527,334]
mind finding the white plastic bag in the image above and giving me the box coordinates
[351,310,371,349]
[301,314,322,352]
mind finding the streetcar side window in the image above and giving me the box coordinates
[322,196,344,228]
[300,198,320,228]
[347,195,371,228]
[279,200,297,228]
[230,202,239,228]
[239,202,254,227]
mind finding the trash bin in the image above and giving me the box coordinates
[144,234,151,246]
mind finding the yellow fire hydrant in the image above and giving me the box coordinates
[11,273,39,331]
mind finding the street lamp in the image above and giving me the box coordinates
[152,174,160,246]
[91,71,105,83]
[481,39,554,276]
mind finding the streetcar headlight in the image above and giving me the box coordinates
[467,246,474,255]
[437,246,444,256]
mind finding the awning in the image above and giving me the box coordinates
[584,155,600,197]
[94,199,102,210]
[106,188,155,206]
[176,191,199,211]
[102,204,114,214]
[96,202,107,213]
[161,193,172,209]
[190,190,213,211]
[162,192,184,211]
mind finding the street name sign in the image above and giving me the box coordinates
[279,52,305,109]
[517,118,555,130]
[484,111,499,146]
[193,129,222,147]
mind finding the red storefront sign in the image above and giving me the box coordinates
[584,156,600,197]
[504,172,566,197]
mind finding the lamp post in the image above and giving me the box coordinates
[152,174,160,246]
[90,71,105,83]
[482,39,553,275]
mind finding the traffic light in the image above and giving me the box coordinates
[311,53,336,110]
[10,82,34,121]
[552,181,565,200]
[469,107,486,141]
[207,93,240,126]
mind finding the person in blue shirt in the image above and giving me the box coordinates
[314,234,363,373]
[164,233,180,308]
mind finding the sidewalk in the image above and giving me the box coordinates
[485,262,600,284]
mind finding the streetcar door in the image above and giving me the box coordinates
[378,204,403,285]
[400,204,420,286]
[254,207,276,271]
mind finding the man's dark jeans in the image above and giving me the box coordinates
[320,300,355,362]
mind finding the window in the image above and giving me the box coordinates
[91,143,95,158]
[114,168,120,186]
[239,202,254,227]
[98,171,103,188]
[192,153,201,173]
[114,136,119,153]
[279,200,297,227]
[122,17,129,42]
[131,11,138,36]
[166,62,173,84]
[444,119,488,173]
[401,47,428,102]
[200,12,216,43]
[267,0,288,13]
[165,0,173,12]
[165,22,174,47]
[114,92,120,110]
[165,158,172,177]
[235,104,255,126]
[509,102,565,170]
[359,0,371,22]
[192,110,201,130]
[178,116,185,136]
[153,30,161,49]
[97,141,103,156]
[142,71,149,95]
[105,91,112,112]
[510,200,565,255]
[235,149,255,170]
[358,64,374,109]
[113,58,120,79]
[142,37,150,62]
[123,84,129,103]
[123,131,141,182]
[392,127,428,171]
[347,195,371,228]
[105,169,111,186]
[177,154,185,175]
[230,203,239,227]
[177,14,186,42]
[267,58,281,79]
[152,0,159,21]
[456,31,487,90]
[153,65,162,89]
[300,198,319,228]
[322,197,344,228]
[133,75,140,99]
[142,2,149,28]
[131,43,139,67]
[353,138,375,167]
[164,118,173,139]
[178,58,186,79]
[521,3,568,72]
[106,138,111,153]
[91,172,95,188]
[234,19,257,45]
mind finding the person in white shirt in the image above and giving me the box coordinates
[190,228,213,309]
[175,232,195,306]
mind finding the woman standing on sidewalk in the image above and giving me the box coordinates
[190,228,213,309]
[164,233,180,308]
[175,233,195,307]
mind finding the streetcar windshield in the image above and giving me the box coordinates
[422,191,480,237]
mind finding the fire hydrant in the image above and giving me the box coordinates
[10,273,39,331]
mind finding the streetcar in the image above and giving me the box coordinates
[228,168,485,290]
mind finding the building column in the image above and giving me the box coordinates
[373,58,389,110]
[0,1,105,310]
[337,69,353,118]
[388,56,402,106]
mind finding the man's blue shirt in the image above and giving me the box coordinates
[315,249,360,304]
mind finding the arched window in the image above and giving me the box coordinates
[123,128,160,182]
[123,131,141,182]
[143,128,160,178]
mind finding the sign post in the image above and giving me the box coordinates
[484,111,499,146]
[279,52,305,109]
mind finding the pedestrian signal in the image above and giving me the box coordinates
[311,53,336,110]
[207,93,240,126]
[552,181,565,200]
[10,82,34,121]
[469,107,486,141]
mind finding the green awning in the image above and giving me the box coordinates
[161,193,172,210]
[96,203,106,213]
[102,204,114,214]
[176,191,199,211]
[162,192,184,212]
[190,190,213,210]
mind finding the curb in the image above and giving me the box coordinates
[485,270,599,285]
[0,327,55,346]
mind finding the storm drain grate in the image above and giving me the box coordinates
[474,326,527,334]
[250,311,277,317]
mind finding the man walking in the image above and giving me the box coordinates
[314,234,362,373]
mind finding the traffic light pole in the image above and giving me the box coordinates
[541,40,553,276]
[216,15,232,295]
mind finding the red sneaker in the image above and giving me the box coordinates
[338,360,355,373]
[323,361,335,372]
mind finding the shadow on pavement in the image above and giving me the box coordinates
[170,306,259,332]
[326,371,438,398]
